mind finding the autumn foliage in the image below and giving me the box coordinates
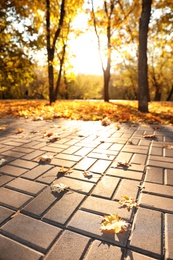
[0,100,173,125]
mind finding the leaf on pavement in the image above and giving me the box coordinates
[100,214,131,234]
[0,158,6,165]
[143,134,156,139]
[39,155,53,162]
[164,144,173,149]
[83,171,93,178]
[0,126,6,131]
[16,128,23,133]
[11,210,20,219]
[102,117,111,126]
[50,182,69,193]
[48,134,61,142]
[33,116,43,121]
[119,195,138,211]
[58,166,72,174]
[117,160,131,168]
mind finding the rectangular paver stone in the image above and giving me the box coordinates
[0,187,33,210]
[129,207,162,257]
[74,157,96,171]
[107,168,143,180]
[165,213,173,260]
[145,167,163,184]
[10,159,38,169]
[0,165,27,177]
[68,210,129,246]
[45,230,90,260]
[140,193,173,213]
[5,177,46,196]
[0,206,14,225]
[113,179,140,201]
[1,213,61,253]
[0,235,43,260]
[43,191,85,225]
[143,182,173,197]
[85,239,123,260]
[80,196,131,220]
[22,164,53,180]
[90,159,111,174]
[23,187,57,217]
[92,176,119,199]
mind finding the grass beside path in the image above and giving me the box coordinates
[0,100,173,125]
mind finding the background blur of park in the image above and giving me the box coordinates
[0,0,173,105]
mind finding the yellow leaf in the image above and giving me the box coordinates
[119,195,138,211]
[100,214,131,234]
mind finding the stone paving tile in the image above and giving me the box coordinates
[106,168,143,180]
[0,174,14,186]
[89,159,112,174]
[80,196,132,220]
[44,230,90,260]
[147,155,173,169]
[22,164,53,180]
[22,150,45,160]
[92,176,120,199]
[43,191,85,225]
[165,213,173,260]
[23,187,58,218]
[0,165,27,177]
[1,213,61,253]
[165,169,173,185]
[113,179,140,201]
[88,151,115,160]
[10,159,38,169]
[139,193,173,213]
[75,147,94,157]
[0,187,33,210]
[68,210,130,246]
[122,145,149,154]
[36,167,59,184]
[125,250,157,259]
[50,177,94,194]
[64,169,100,183]
[1,150,26,158]
[5,177,46,196]
[62,145,81,154]
[74,157,97,171]
[131,153,147,165]
[129,207,162,258]
[0,206,14,225]
[55,153,81,162]
[51,158,76,168]
[84,239,123,260]
[143,182,173,197]
[145,166,163,184]
[0,235,44,260]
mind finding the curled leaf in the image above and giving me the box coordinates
[117,161,131,168]
[16,128,23,133]
[102,117,111,126]
[83,171,93,178]
[100,214,131,234]
[48,134,61,142]
[0,158,6,165]
[143,134,156,139]
[119,195,138,211]
[58,166,72,174]
[39,155,53,162]
[50,182,69,193]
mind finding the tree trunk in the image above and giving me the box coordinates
[167,85,173,101]
[138,0,152,112]
[154,83,161,101]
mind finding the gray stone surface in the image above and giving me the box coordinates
[0,117,173,259]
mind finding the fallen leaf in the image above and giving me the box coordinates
[0,158,6,165]
[50,182,69,193]
[0,126,6,131]
[102,117,111,126]
[100,214,131,233]
[30,130,38,133]
[117,161,131,168]
[164,144,173,149]
[11,210,20,218]
[39,155,53,162]
[33,116,43,121]
[16,128,23,133]
[119,195,138,211]
[143,134,156,139]
[83,171,93,178]
[48,134,61,142]
[58,166,72,174]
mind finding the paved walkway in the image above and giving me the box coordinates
[0,117,173,260]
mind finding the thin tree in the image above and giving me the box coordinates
[138,0,152,112]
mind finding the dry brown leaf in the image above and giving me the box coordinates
[119,195,138,211]
[39,155,53,162]
[42,131,53,137]
[0,126,6,131]
[50,182,69,193]
[100,214,131,234]
[48,135,61,142]
[143,134,156,139]
[164,144,173,149]
[11,210,20,218]
[83,171,93,178]
[16,128,23,133]
[102,117,111,126]
[117,161,131,167]
[33,116,43,121]
[58,166,72,174]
